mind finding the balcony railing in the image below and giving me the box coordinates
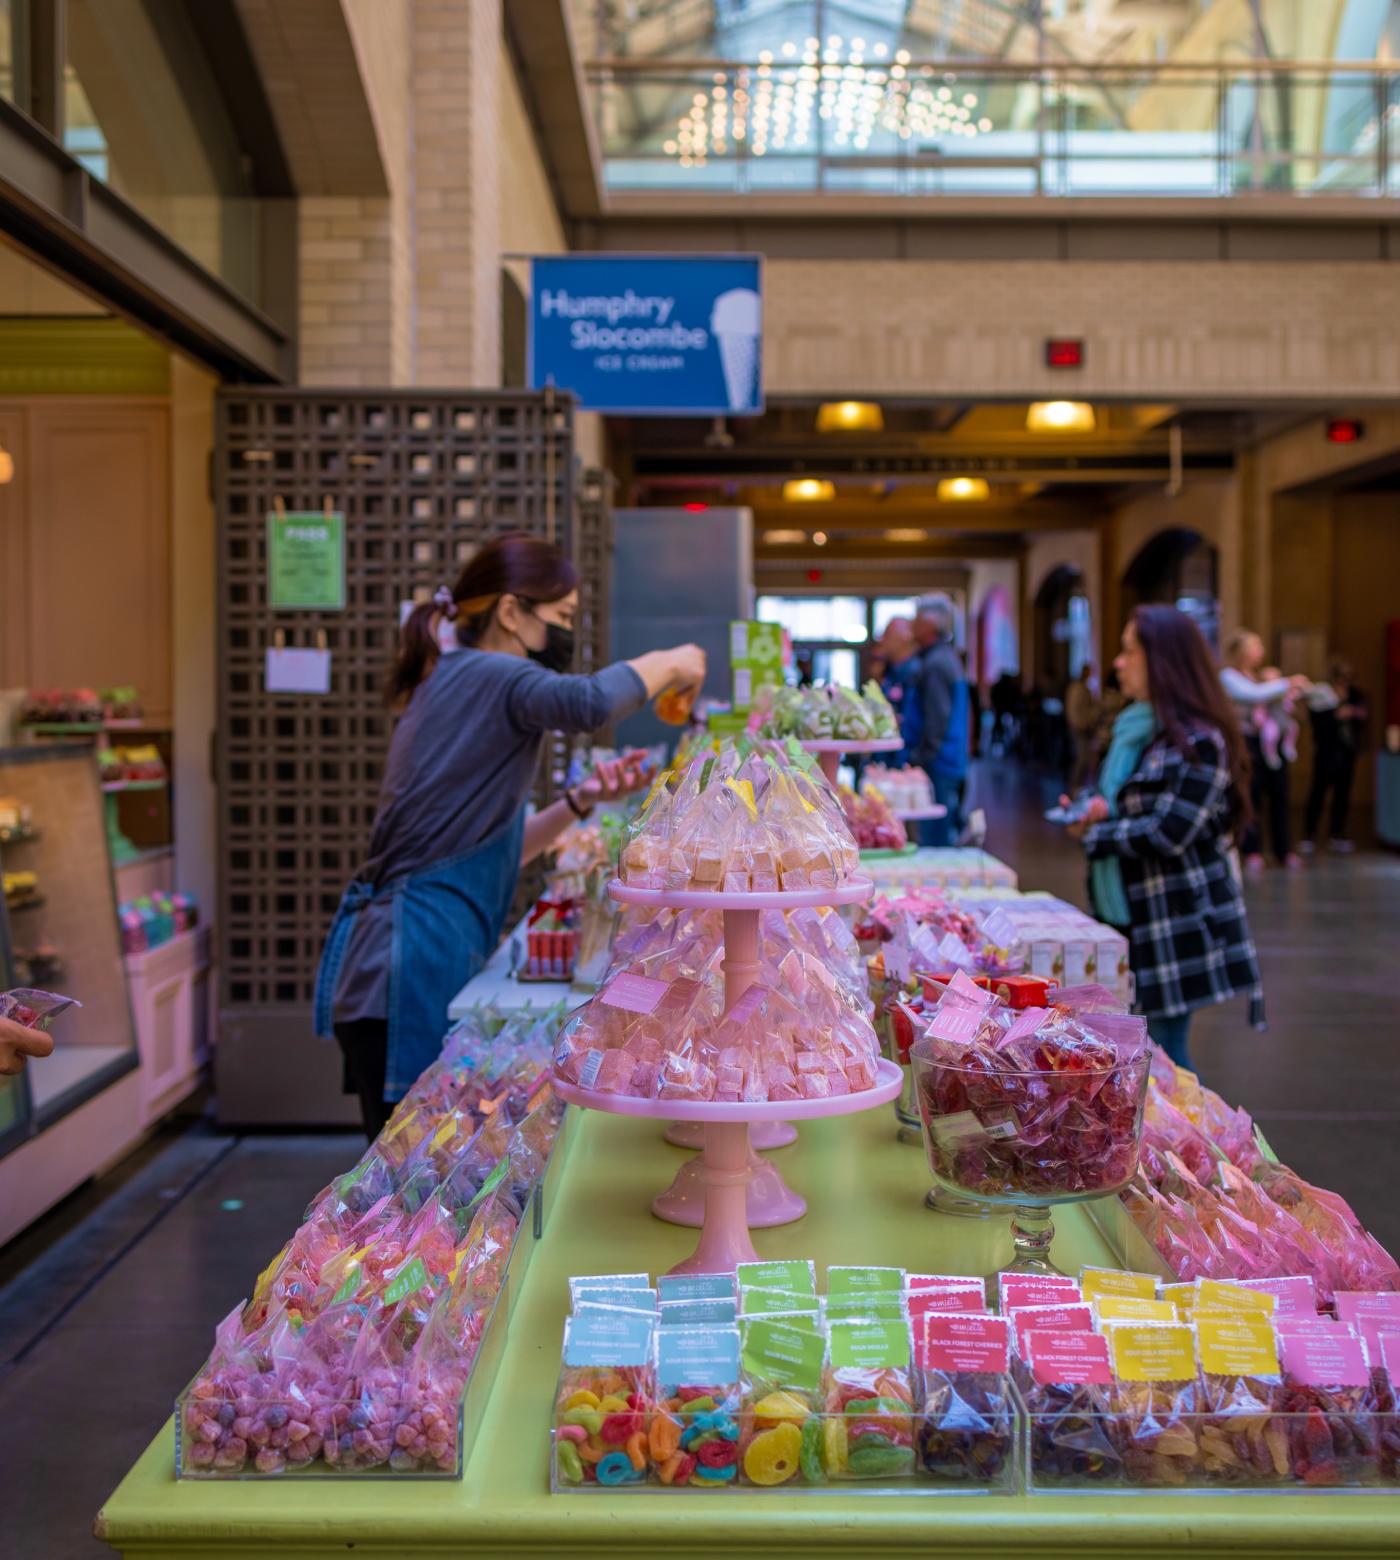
[585,59,1400,199]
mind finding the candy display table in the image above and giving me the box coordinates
[96,1106,1400,1559]
[800,735,903,785]
[559,877,896,1268]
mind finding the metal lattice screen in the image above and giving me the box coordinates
[216,389,589,1016]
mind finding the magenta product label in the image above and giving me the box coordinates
[907,1274,984,1292]
[1335,1291,1400,1328]
[1242,1276,1316,1317]
[600,972,671,1014]
[1012,1303,1093,1356]
[917,1312,1009,1374]
[1380,1333,1400,1377]
[1029,1331,1113,1386]
[908,1287,987,1320]
[999,1273,1080,1311]
[945,970,992,1006]
[1280,1330,1369,1387]
[1274,1316,1343,1336]
[723,984,767,1026]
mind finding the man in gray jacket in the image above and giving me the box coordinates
[910,595,969,845]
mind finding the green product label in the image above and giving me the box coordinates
[338,1157,373,1192]
[466,1156,511,1213]
[382,1255,428,1307]
[828,1320,911,1371]
[698,756,716,791]
[267,510,345,610]
[824,1293,907,1323]
[741,1317,825,1392]
[736,1259,815,1295]
[330,1267,362,1306]
[740,1287,820,1317]
[826,1266,905,1297]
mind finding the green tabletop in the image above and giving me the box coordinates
[97,1106,1400,1558]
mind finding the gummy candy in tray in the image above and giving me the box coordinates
[618,742,860,895]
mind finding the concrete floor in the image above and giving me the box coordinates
[1,760,1397,1558]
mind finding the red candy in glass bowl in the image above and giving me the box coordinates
[908,983,1151,1223]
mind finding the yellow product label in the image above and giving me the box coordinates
[1081,1267,1159,1304]
[642,767,675,810]
[252,1242,290,1302]
[1095,1296,1177,1323]
[1162,1283,1196,1320]
[1197,1315,1280,1377]
[725,777,758,820]
[1108,1323,1197,1382]
[380,1108,415,1145]
[1195,1279,1276,1317]
[430,1116,457,1152]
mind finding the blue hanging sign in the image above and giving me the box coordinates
[529,254,763,416]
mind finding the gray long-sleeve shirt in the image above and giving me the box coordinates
[910,638,961,767]
[332,650,646,1024]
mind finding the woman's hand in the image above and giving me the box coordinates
[627,643,708,701]
[573,749,654,808]
[1065,794,1109,841]
[666,643,707,696]
[0,1016,54,1077]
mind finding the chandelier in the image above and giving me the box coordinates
[663,35,993,167]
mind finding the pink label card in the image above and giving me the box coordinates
[1279,1330,1370,1388]
[1380,1333,1400,1377]
[1012,1302,1094,1357]
[999,1007,1050,1047]
[1029,1331,1113,1386]
[917,1312,1010,1374]
[1242,1276,1317,1318]
[600,973,670,1014]
[723,984,767,1026]
[926,1005,981,1043]
[999,1273,1081,1311]
[946,969,993,1007]
[1274,1316,1344,1336]
[907,1274,985,1292]
[1335,1291,1400,1328]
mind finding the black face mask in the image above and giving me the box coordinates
[527,618,575,674]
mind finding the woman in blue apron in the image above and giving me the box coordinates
[313,534,706,1137]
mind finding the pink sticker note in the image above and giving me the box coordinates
[1279,1330,1369,1388]
[1242,1276,1316,1318]
[907,1274,985,1291]
[1012,1302,1093,1357]
[1028,1331,1113,1386]
[723,984,767,1026]
[917,1312,1010,1374]
[1379,1333,1400,1378]
[1274,1316,1343,1336]
[600,972,671,1014]
[945,969,993,1006]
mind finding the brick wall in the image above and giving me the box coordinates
[298,196,398,385]
[763,260,1400,400]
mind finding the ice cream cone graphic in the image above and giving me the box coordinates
[710,287,762,411]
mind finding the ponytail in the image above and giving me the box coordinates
[384,533,577,707]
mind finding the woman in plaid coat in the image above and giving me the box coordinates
[1068,606,1263,1070]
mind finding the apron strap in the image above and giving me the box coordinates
[312,880,376,1040]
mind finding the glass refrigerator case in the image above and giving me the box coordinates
[0,743,138,1148]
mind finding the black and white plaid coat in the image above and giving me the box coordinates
[1084,723,1264,1025]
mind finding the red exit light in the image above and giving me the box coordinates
[1045,338,1084,369]
[1326,419,1364,444]
[682,501,709,512]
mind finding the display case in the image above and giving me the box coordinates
[0,744,139,1143]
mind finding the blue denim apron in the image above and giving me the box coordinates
[312,806,525,1099]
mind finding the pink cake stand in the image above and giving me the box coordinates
[799,736,903,786]
[551,876,887,1267]
[555,1060,902,1273]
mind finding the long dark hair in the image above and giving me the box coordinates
[385,533,577,705]
[1133,605,1252,837]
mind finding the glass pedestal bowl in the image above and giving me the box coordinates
[909,1038,1150,1278]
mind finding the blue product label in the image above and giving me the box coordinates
[564,1308,656,1368]
[659,1298,739,1328]
[658,1273,736,1303]
[657,1326,741,1396]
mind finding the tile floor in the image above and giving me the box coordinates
[1,761,1396,1557]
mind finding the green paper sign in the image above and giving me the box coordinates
[828,1319,911,1371]
[382,1255,428,1306]
[736,1259,815,1295]
[739,1287,820,1317]
[268,510,345,610]
[826,1266,905,1296]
